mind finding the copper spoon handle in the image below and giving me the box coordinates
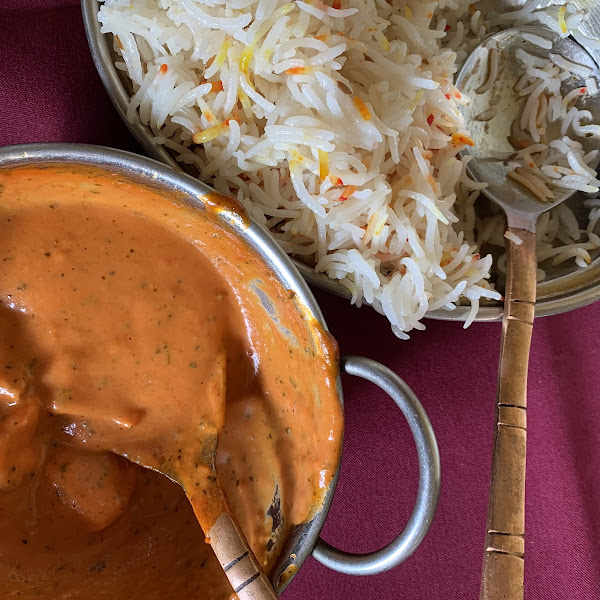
[209,513,279,600]
[480,228,537,600]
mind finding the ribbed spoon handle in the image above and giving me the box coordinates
[209,513,279,600]
[480,228,537,600]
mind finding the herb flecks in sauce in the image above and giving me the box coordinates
[0,165,342,600]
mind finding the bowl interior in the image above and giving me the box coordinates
[0,143,343,594]
[82,0,600,322]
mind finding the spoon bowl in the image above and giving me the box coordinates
[456,26,600,231]
[116,346,279,600]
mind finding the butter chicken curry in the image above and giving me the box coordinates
[0,165,343,599]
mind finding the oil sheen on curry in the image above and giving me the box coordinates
[0,165,343,599]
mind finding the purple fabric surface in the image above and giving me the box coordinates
[1,2,599,598]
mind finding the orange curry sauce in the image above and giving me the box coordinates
[0,165,343,599]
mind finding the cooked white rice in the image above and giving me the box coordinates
[98,0,599,337]
[504,231,524,246]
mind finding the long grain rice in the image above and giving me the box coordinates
[98,0,599,336]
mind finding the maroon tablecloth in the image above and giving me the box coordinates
[2,2,599,598]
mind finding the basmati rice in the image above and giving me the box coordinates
[98,0,600,337]
[522,32,553,49]
[504,231,524,246]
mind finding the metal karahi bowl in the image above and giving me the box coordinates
[81,0,600,324]
[0,143,440,593]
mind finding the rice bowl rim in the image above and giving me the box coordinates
[81,0,600,322]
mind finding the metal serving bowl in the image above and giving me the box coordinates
[0,143,440,591]
[81,0,600,322]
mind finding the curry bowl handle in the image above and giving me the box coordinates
[312,355,441,575]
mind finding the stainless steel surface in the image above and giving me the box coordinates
[455,26,600,232]
[571,0,600,67]
[81,0,600,322]
[0,143,440,588]
[312,356,440,576]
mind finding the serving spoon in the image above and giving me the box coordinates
[455,26,600,600]
[89,346,279,600]
[140,371,280,600]
[146,377,281,600]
